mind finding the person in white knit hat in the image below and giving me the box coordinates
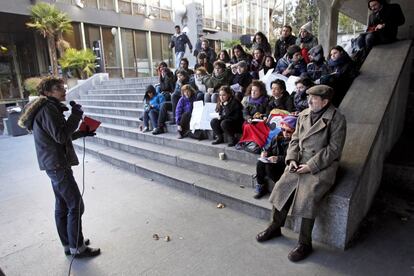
[296,22,318,63]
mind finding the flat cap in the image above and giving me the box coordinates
[306,85,334,99]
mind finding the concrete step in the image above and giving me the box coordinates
[101,77,158,85]
[88,133,256,186]
[82,105,143,118]
[80,94,144,101]
[76,99,142,108]
[96,83,157,90]
[72,141,271,220]
[84,112,141,128]
[87,88,146,95]
[95,123,258,164]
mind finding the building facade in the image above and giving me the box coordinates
[0,0,275,101]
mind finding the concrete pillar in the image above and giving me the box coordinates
[317,0,340,56]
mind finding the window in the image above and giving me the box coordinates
[134,31,150,77]
[102,27,122,77]
[62,23,82,50]
[118,0,132,14]
[121,29,135,77]
[99,0,115,11]
[151,32,173,74]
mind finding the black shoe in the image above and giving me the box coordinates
[73,247,101,258]
[64,239,90,255]
[288,243,313,262]
[256,225,282,242]
[227,137,239,147]
[212,137,224,145]
[152,128,164,135]
[253,189,268,199]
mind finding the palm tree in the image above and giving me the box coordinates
[27,2,72,76]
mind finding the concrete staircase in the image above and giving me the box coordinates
[72,77,272,221]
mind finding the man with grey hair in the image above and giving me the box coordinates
[256,85,347,262]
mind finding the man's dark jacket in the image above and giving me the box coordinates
[18,96,82,170]
[274,35,297,61]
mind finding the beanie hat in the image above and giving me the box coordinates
[309,45,324,62]
[281,115,297,130]
[300,22,312,34]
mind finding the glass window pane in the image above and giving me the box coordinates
[118,0,132,14]
[151,32,162,74]
[84,24,100,49]
[121,28,136,77]
[161,34,173,68]
[134,31,150,77]
[85,0,98,8]
[204,0,213,18]
[102,27,122,77]
[100,0,115,11]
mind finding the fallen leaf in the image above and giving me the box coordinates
[239,185,245,189]
[164,236,171,242]
[216,203,225,209]
[152,234,159,240]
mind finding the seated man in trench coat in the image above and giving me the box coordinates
[256,85,347,262]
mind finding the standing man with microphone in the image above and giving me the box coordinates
[18,77,100,258]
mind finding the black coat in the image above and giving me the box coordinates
[266,91,294,113]
[274,35,297,61]
[18,97,82,171]
[265,134,290,165]
[368,3,405,43]
[217,96,244,125]
[243,96,268,120]
[159,69,176,93]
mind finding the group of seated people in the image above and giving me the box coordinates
[140,23,359,140]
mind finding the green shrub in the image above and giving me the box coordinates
[59,48,96,79]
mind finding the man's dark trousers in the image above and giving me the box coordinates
[46,168,85,251]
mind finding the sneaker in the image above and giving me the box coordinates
[142,127,150,133]
[253,184,268,199]
[152,128,164,135]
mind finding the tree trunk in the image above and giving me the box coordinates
[47,35,59,77]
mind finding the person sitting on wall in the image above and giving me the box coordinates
[169,25,193,69]
[254,115,297,199]
[356,0,405,54]
[210,85,244,146]
[256,85,347,263]
[274,25,297,62]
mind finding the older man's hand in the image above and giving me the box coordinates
[297,164,311,174]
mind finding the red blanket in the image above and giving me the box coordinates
[238,121,270,147]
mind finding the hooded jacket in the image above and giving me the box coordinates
[18,96,82,171]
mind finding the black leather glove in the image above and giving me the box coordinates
[72,131,96,140]
[71,103,84,117]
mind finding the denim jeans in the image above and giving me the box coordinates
[175,51,185,69]
[46,168,85,251]
[144,109,159,129]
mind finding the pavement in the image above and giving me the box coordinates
[0,134,413,276]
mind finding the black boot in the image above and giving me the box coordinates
[212,135,224,145]
[288,243,313,262]
[227,136,239,147]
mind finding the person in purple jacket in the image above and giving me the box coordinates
[175,84,197,139]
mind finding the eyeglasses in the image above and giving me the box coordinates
[281,128,294,134]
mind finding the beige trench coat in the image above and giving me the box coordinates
[269,104,346,219]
